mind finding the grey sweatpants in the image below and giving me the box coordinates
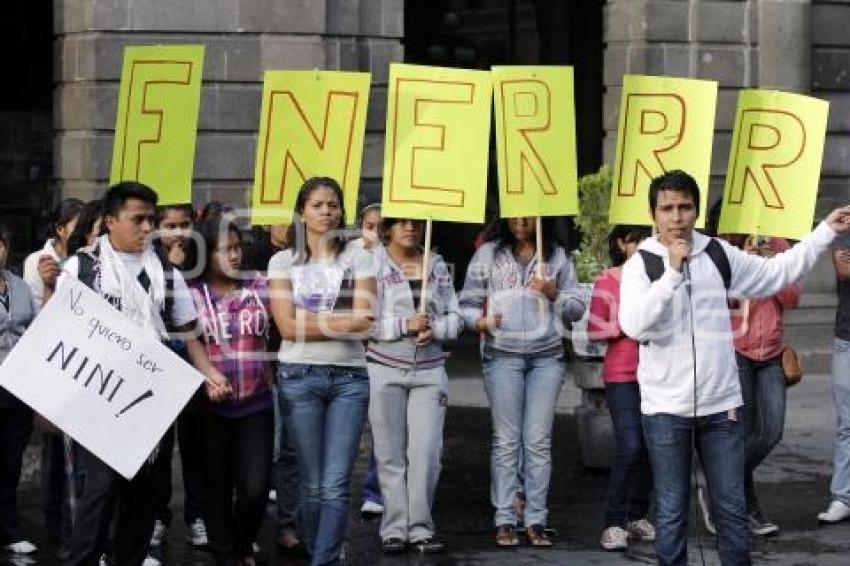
[367,363,449,542]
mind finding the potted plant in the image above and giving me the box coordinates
[569,165,615,468]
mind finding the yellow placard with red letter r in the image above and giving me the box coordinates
[492,66,579,218]
[718,90,828,240]
[610,75,718,227]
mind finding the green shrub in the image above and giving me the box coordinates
[574,165,613,282]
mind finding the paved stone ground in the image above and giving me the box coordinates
[7,349,850,565]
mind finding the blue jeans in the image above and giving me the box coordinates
[736,353,786,508]
[272,381,300,535]
[361,449,382,506]
[278,364,369,566]
[604,382,652,527]
[482,354,564,527]
[643,411,750,566]
[830,337,850,505]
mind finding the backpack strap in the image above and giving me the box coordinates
[76,244,101,291]
[640,238,731,290]
[704,238,731,291]
[639,249,665,283]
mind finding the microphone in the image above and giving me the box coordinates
[682,257,692,297]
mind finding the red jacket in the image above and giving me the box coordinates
[731,238,801,361]
[588,268,639,383]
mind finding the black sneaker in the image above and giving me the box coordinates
[410,538,445,554]
[381,538,406,554]
[749,508,779,536]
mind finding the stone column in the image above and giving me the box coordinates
[758,0,811,92]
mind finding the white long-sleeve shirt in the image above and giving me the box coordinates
[620,222,836,417]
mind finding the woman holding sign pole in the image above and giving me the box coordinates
[367,217,462,554]
[459,217,586,547]
[268,177,376,566]
[0,224,38,555]
[188,219,273,566]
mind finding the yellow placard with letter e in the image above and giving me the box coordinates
[381,64,492,223]
[251,70,371,226]
[110,45,204,205]
[492,66,579,218]
[610,75,718,227]
[718,90,829,240]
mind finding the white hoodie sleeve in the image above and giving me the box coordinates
[728,221,836,298]
[619,252,685,342]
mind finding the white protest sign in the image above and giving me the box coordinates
[0,277,204,479]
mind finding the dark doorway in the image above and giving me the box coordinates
[0,3,53,272]
[403,0,605,283]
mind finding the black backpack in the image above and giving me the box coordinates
[76,243,176,331]
[639,238,732,291]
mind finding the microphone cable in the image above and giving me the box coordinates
[684,259,708,566]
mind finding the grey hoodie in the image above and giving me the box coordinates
[459,241,586,356]
[368,245,463,370]
[0,271,37,407]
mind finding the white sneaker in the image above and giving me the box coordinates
[626,518,656,541]
[4,541,38,554]
[149,519,166,547]
[818,500,850,523]
[186,518,208,546]
[142,558,160,566]
[600,526,628,550]
[360,500,384,515]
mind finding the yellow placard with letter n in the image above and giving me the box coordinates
[610,75,718,227]
[110,45,204,205]
[381,64,492,224]
[718,90,829,240]
[492,66,579,218]
[251,70,371,226]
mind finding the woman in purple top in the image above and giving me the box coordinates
[189,219,273,566]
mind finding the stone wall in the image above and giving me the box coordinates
[53,0,404,209]
[603,0,759,207]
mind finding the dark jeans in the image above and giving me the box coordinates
[0,399,33,545]
[604,382,652,527]
[361,447,383,506]
[60,446,160,566]
[152,396,208,527]
[201,408,274,563]
[736,353,786,508]
[278,363,370,566]
[643,411,750,566]
[272,382,300,535]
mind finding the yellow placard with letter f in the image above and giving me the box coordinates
[110,45,204,205]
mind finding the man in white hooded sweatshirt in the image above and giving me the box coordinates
[619,170,850,566]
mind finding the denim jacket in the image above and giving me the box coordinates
[459,242,585,356]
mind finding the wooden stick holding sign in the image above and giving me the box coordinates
[419,218,433,314]
[536,216,546,318]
